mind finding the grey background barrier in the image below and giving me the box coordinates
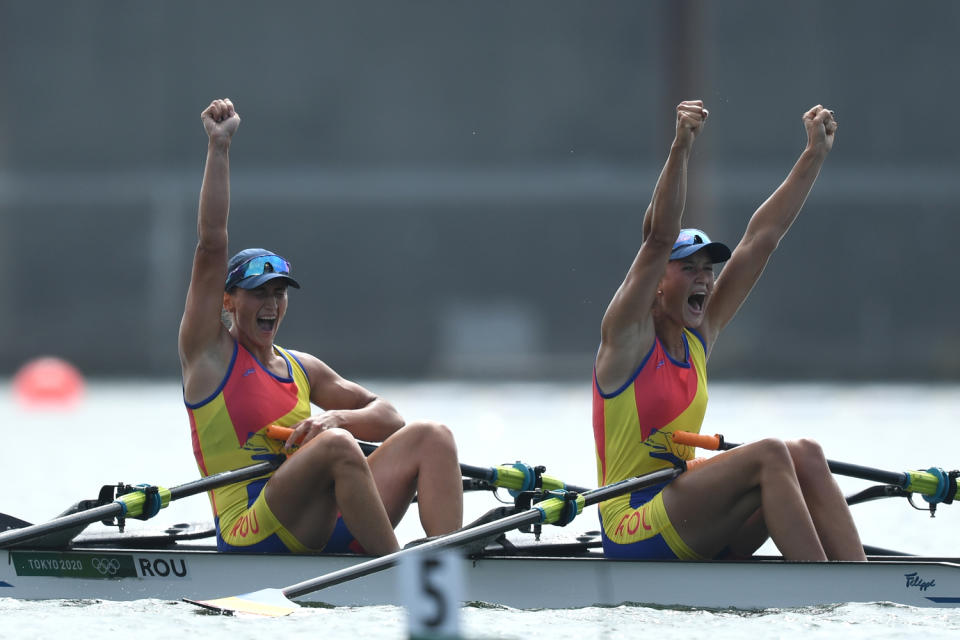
[1,1,957,381]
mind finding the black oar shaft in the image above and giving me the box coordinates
[167,460,280,500]
[358,439,590,493]
[0,460,280,548]
[282,466,681,599]
[825,460,907,487]
[0,503,124,548]
[458,462,496,483]
[717,439,909,488]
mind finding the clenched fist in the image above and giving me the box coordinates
[675,100,709,148]
[802,104,837,155]
[201,98,241,144]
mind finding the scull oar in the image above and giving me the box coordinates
[0,459,283,549]
[264,424,589,493]
[184,465,684,616]
[673,431,960,505]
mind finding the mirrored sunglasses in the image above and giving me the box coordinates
[227,255,292,284]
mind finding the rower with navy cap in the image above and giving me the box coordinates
[592,100,866,563]
[179,98,463,557]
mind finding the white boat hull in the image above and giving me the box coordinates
[2,545,958,610]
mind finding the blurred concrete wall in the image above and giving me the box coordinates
[1,1,958,381]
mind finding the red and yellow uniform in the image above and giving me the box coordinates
[592,328,709,559]
[186,341,313,552]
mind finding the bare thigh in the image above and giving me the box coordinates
[262,428,363,548]
[662,439,795,558]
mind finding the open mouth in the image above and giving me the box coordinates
[687,293,706,312]
[257,317,277,332]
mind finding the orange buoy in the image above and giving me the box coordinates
[13,357,85,408]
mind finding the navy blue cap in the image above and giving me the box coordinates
[225,248,301,291]
[669,229,731,263]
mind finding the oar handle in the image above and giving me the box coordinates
[671,431,729,451]
[266,424,379,457]
[672,431,959,503]
[265,424,298,444]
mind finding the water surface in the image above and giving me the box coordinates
[2,380,959,638]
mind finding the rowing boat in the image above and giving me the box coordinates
[2,521,958,610]
[3,433,958,612]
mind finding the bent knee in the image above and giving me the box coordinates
[786,437,824,459]
[751,438,794,467]
[402,420,458,455]
[785,438,827,475]
[405,420,454,441]
[303,428,365,462]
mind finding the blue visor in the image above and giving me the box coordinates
[669,228,731,263]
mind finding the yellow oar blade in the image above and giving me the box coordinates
[183,588,299,617]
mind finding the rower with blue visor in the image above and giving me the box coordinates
[180,98,463,557]
[592,100,866,563]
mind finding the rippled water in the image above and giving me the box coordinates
[2,380,960,638]
[4,598,960,640]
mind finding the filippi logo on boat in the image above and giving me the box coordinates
[904,572,936,591]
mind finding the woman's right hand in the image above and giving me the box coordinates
[201,98,241,143]
[675,99,708,148]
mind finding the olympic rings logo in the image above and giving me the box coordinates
[91,557,121,576]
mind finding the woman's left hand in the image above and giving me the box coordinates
[803,104,838,154]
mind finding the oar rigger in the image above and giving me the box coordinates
[77,482,171,533]
[0,459,281,550]
[911,468,959,517]
[512,488,585,539]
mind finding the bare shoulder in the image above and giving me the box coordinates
[287,349,379,410]
[285,349,334,381]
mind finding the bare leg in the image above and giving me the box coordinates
[264,428,400,555]
[718,440,866,561]
[787,439,866,561]
[720,509,768,559]
[368,420,463,536]
[663,438,828,561]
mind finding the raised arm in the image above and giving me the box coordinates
[702,105,837,351]
[595,100,708,392]
[179,99,241,388]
